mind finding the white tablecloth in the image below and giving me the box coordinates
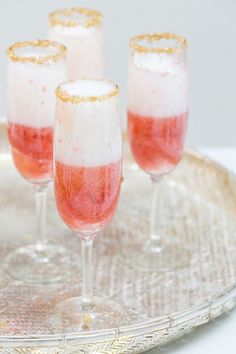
[147,147,236,353]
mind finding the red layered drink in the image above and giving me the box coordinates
[53,80,126,330]
[7,40,67,183]
[54,80,122,233]
[128,48,188,176]
[4,40,74,284]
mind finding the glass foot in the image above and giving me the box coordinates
[119,242,191,273]
[4,244,79,283]
[54,296,127,331]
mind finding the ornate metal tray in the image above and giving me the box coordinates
[1,121,236,353]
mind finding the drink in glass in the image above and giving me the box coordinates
[127,33,188,271]
[54,79,125,330]
[6,40,76,282]
[49,7,104,80]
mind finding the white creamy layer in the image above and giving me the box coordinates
[49,26,104,80]
[7,60,67,128]
[49,24,97,37]
[55,81,122,167]
[128,52,188,118]
[14,45,60,58]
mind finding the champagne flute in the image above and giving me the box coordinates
[127,33,188,272]
[49,7,104,80]
[54,79,125,330]
[5,40,77,283]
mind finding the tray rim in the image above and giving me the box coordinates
[1,131,236,347]
[0,285,236,347]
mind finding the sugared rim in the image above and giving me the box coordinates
[49,7,102,28]
[56,79,119,104]
[7,40,66,64]
[129,33,187,54]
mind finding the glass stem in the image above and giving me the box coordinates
[148,176,164,252]
[34,184,48,251]
[81,235,95,307]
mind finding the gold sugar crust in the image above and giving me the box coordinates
[49,7,102,28]
[56,79,119,104]
[130,33,187,54]
[7,40,66,65]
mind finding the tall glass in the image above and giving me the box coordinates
[6,40,76,283]
[127,33,188,272]
[54,79,124,330]
[49,7,104,80]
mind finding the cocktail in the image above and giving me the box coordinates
[127,33,188,271]
[49,7,104,80]
[54,79,124,330]
[6,40,76,282]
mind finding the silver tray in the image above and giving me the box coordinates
[1,122,236,353]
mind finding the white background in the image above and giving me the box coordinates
[1,0,236,146]
[149,308,236,353]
